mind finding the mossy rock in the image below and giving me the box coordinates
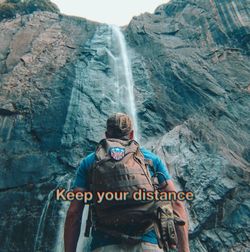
[0,0,60,21]
[0,3,17,20]
[20,0,60,14]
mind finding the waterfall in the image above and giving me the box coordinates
[0,116,14,141]
[33,174,72,252]
[52,24,139,252]
[53,176,72,252]
[33,190,54,252]
[110,25,139,140]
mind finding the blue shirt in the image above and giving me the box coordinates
[73,147,172,251]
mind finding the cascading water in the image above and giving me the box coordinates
[0,116,14,142]
[53,177,73,252]
[110,25,139,139]
[33,190,54,252]
[49,24,139,251]
[33,174,73,252]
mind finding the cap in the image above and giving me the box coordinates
[106,113,132,138]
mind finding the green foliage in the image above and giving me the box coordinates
[20,0,60,14]
[0,3,16,20]
[0,0,60,21]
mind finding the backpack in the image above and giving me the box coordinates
[86,138,163,240]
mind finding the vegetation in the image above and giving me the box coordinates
[0,0,60,21]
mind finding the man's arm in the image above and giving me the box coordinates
[64,187,85,252]
[161,180,190,252]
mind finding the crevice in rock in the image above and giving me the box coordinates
[0,108,21,116]
[0,171,68,193]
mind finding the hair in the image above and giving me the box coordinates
[106,113,133,140]
[106,130,131,140]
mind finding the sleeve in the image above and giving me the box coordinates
[141,148,172,184]
[72,152,95,190]
[153,156,172,184]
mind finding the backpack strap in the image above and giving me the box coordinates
[95,139,109,161]
[84,207,92,237]
[144,158,154,168]
[144,158,159,190]
[95,226,142,244]
[93,203,166,247]
[144,158,170,190]
[95,138,138,161]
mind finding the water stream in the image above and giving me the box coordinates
[33,174,72,252]
[110,25,139,140]
[53,177,72,252]
[33,190,54,252]
[0,116,14,142]
[50,24,139,251]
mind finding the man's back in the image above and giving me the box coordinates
[72,144,172,251]
[64,113,190,252]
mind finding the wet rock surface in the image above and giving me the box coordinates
[0,0,59,22]
[0,11,98,252]
[126,0,250,251]
[0,0,250,251]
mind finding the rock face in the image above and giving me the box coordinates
[0,11,98,252]
[0,0,59,21]
[0,0,249,251]
[125,0,250,251]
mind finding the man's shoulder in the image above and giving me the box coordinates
[140,147,159,160]
[140,146,171,181]
[80,147,160,167]
[80,152,96,169]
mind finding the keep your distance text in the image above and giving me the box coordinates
[55,189,194,203]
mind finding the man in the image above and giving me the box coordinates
[64,113,190,252]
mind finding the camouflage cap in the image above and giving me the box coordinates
[106,113,132,139]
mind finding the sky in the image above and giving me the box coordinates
[51,0,170,26]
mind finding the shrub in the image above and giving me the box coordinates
[0,3,17,21]
[0,0,59,21]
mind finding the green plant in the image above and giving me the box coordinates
[0,3,17,21]
[0,0,59,21]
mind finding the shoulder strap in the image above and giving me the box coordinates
[95,138,140,161]
[95,226,142,244]
[144,158,159,190]
[144,158,154,170]
[95,139,108,161]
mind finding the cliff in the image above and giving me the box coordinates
[125,1,250,250]
[0,0,249,251]
[0,0,59,21]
